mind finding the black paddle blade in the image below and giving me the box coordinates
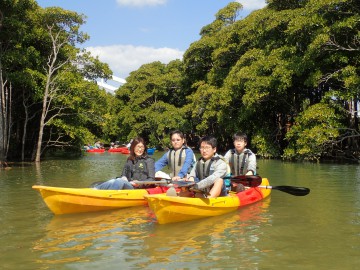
[230,175,262,187]
[273,186,310,196]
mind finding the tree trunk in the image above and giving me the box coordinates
[21,91,35,161]
[34,26,67,162]
[0,65,4,164]
[35,79,50,162]
[0,62,11,166]
[21,109,28,161]
[353,98,359,131]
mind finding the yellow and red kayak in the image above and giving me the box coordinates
[144,178,271,224]
[32,185,167,215]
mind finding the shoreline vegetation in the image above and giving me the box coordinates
[0,1,359,164]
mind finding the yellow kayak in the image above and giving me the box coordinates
[32,185,167,215]
[144,178,271,224]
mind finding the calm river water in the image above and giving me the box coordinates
[0,152,359,269]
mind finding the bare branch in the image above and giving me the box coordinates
[319,69,342,84]
[325,36,360,52]
[41,127,75,155]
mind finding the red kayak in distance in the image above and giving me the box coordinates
[86,148,105,153]
[108,147,130,154]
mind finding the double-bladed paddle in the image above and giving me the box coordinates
[225,175,310,196]
[134,176,311,196]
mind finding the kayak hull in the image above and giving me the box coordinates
[145,195,240,224]
[32,185,166,215]
[144,178,271,224]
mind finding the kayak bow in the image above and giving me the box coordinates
[32,185,166,215]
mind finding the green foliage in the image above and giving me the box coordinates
[200,2,243,36]
[1,0,359,162]
[43,67,111,146]
[283,103,345,161]
[252,131,281,158]
[40,7,89,46]
[77,51,113,81]
[0,1,114,160]
[184,81,222,133]
[267,0,307,11]
[183,36,218,84]
[181,0,359,160]
[48,118,96,147]
[115,61,187,147]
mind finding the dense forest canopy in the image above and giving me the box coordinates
[0,0,359,163]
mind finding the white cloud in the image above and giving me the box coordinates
[116,0,167,7]
[86,1,267,81]
[237,0,266,10]
[115,0,266,9]
[86,44,184,79]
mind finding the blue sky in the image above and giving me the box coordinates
[36,0,266,80]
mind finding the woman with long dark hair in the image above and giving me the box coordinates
[93,137,155,190]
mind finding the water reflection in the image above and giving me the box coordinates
[33,207,154,266]
[141,198,271,269]
[32,198,271,269]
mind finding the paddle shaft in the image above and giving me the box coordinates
[132,179,190,186]
[132,180,169,185]
[135,176,262,189]
[258,185,310,196]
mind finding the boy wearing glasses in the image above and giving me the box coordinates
[186,135,228,198]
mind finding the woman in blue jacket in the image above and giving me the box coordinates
[155,130,195,181]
